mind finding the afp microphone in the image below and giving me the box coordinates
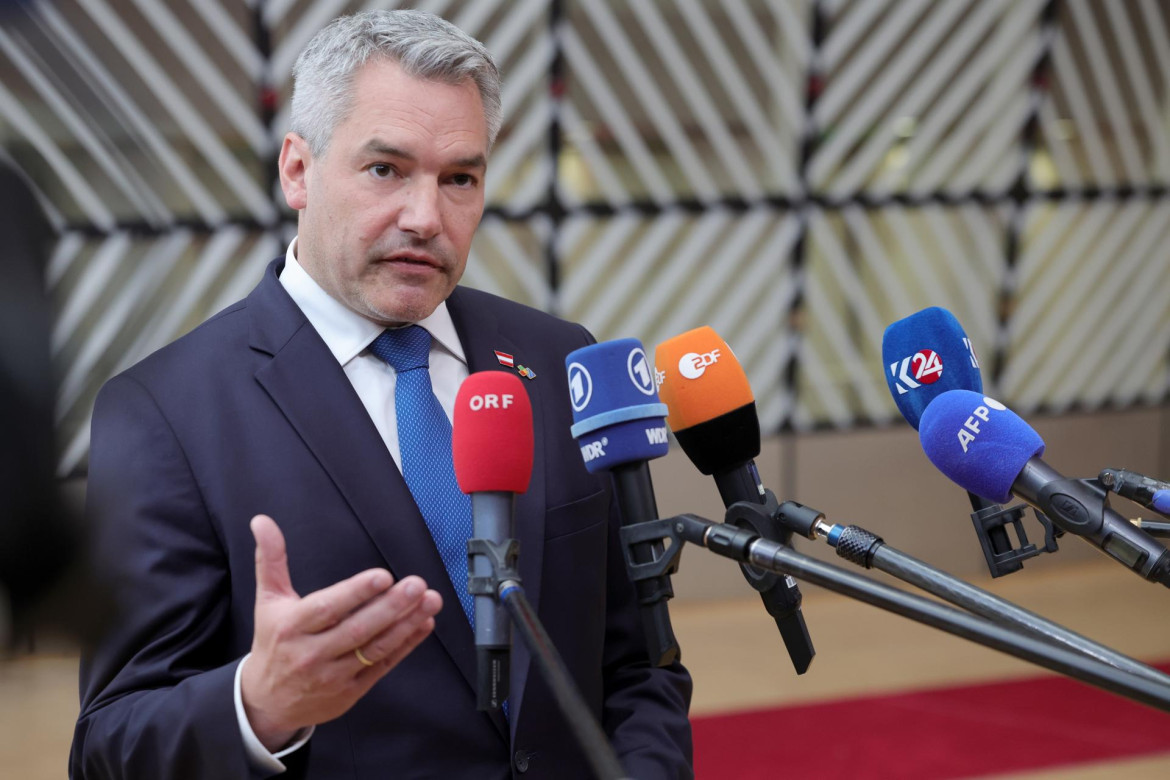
[565,338,680,667]
[919,389,1170,587]
[453,371,534,710]
[882,306,1021,571]
[655,326,814,674]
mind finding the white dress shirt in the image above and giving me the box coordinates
[235,239,470,772]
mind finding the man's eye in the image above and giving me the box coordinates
[370,164,394,179]
[451,173,477,187]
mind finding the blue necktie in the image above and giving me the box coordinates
[369,326,475,628]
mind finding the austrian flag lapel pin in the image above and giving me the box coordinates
[494,349,536,380]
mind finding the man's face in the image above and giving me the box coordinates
[280,58,488,326]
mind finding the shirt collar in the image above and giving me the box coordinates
[279,237,466,367]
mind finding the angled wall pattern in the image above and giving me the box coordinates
[0,0,1165,475]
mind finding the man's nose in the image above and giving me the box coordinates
[397,179,442,239]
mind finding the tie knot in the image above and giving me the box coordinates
[369,325,432,372]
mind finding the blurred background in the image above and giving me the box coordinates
[1,0,1168,777]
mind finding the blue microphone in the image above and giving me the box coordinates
[1158,492,1170,515]
[918,390,1044,503]
[567,339,669,473]
[883,307,1030,573]
[882,307,982,430]
[920,390,1170,587]
[565,339,679,666]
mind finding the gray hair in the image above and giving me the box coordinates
[290,9,502,156]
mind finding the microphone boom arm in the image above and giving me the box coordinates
[812,522,1170,690]
[1016,461,1170,587]
[618,510,1170,714]
[469,536,630,780]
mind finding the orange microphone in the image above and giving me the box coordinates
[655,326,815,674]
[654,326,762,494]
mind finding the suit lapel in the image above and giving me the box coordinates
[447,288,548,727]
[246,265,508,740]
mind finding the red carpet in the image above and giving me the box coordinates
[692,662,1170,778]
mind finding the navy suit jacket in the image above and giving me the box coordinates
[71,260,693,779]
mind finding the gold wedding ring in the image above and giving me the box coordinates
[354,647,375,667]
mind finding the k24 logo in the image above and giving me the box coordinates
[890,349,943,395]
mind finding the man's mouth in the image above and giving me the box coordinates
[385,252,441,270]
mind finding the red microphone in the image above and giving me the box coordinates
[453,371,533,711]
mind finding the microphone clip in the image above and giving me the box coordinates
[970,502,1060,578]
[725,492,815,675]
[617,523,684,584]
[1100,468,1170,521]
[724,491,788,586]
[467,537,522,596]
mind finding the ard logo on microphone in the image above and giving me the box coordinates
[890,349,943,394]
[627,347,656,396]
[957,396,1007,452]
[679,349,721,380]
[567,362,592,412]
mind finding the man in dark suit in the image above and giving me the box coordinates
[70,9,692,779]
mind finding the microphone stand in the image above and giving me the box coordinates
[619,509,1170,714]
[713,464,814,675]
[767,501,1170,690]
[467,537,629,780]
[611,461,681,667]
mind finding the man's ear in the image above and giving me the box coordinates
[278,133,311,211]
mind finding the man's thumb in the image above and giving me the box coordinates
[251,514,295,599]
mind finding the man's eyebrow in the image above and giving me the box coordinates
[361,141,486,170]
[362,141,414,160]
[452,154,487,170]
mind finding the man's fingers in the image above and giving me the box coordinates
[340,587,442,666]
[296,567,396,634]
[251,515,296,601]
[318,577,439,664]
[357,616,437,682]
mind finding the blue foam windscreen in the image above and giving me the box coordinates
[918,389,1046,504]
[566,339,670,473]
[882,307,983,429]
[1153,491,1170,515]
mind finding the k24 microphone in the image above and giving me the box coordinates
[565,338,680,667]
[655,326,815,674]
[919,389,1170,587]
[882,307,1032,576]
[882,306,983,429]
[453,371,534,711]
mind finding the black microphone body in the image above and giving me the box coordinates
[611,461,680,668]
[678,404,814,674]
[714,460,815,674]
[1014,459,1170,586]
[470,491,516,710]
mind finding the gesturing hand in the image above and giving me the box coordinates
[240,514,443,751]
